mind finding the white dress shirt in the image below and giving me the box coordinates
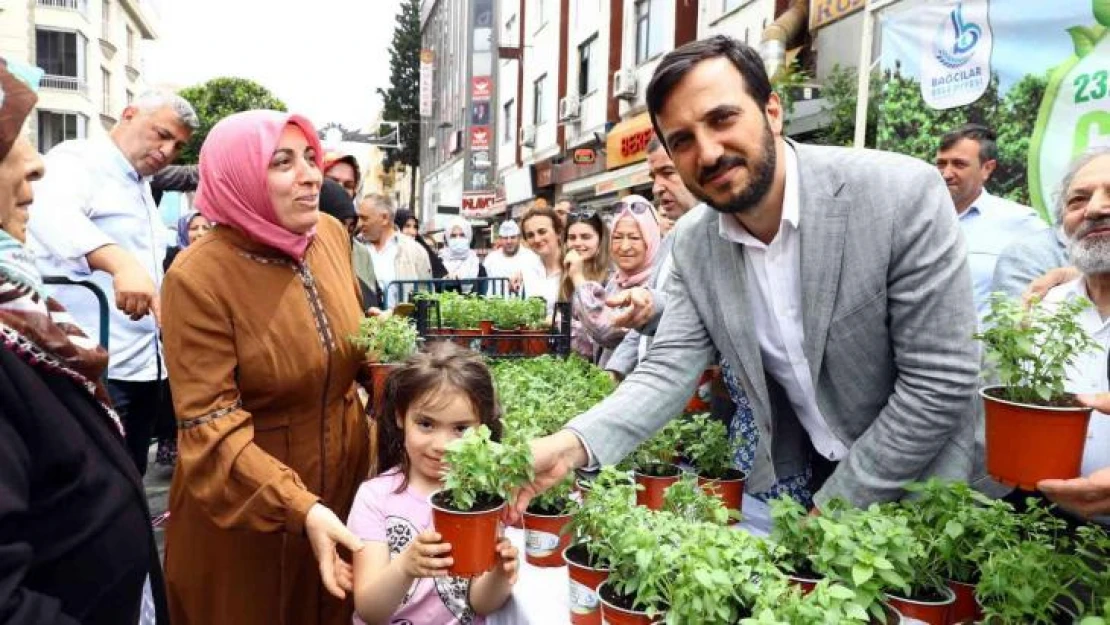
[717,145,850,461]
[482,246,543,282]
[363,233,400,293]
[1044,278,1110,478]
[27,139,166,382]
[958,190,1047,319]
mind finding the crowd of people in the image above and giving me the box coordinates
[1,30,1109,625]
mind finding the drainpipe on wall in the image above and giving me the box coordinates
[759,0,808,80]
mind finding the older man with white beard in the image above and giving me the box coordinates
[1037,148,1110,522]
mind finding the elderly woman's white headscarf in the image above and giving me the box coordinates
[440,215,480,279]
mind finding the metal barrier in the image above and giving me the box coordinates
[383,276,518,306]
[43,276,110,350]
[414,298,573,358]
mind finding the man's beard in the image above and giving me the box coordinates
[696,120,777,215]
[1068,218,1110,275]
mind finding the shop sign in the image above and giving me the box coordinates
[809,0,865,31]
[535,161,554,188]
[470,126,491,150]
[419,49,434,117]
[573,148,596,164]
[605,113,655,169]
[462,192,497,218]
[472,76,492,100]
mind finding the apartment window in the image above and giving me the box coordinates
[503,99,515,144]
[37,111,86,152]
[533,74,547,125]
[36,29,86,86]
[126,25,135,65]
[723,0,745,12]
[101,0,111,34]
[101,67,111,113]
[578,35,598,96]
[634,0,667,64]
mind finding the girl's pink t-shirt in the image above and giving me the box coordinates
[347,469,484,625]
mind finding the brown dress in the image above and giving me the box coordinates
[161,216,371,625]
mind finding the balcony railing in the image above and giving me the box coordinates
[41,74,88,94]
[37,0,89,13]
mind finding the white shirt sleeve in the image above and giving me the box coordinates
[28,151,114,275]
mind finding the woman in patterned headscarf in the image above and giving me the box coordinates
[160,110,371,625]
[0,57,169,624]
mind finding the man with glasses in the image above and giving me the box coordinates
[483,219,542,295]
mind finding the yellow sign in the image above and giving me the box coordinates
[809,0,865,30]
[605,112,655,170]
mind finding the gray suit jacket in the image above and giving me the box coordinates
[568,142,980,508]
[606,234,676,376]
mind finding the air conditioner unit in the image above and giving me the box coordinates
[521,125,536,147]
[558,95,581,122]
[613,68,637,100]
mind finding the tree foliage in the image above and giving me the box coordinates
[175,77,287,165]
[377,0,420,172]
[810,64,1048,206]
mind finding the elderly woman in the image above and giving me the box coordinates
[0,59,168,623]
[160,111,370,625]
[572,195,661,368]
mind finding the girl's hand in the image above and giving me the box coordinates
[564,249,585,283]
[401,531,454,578]
[492,538,519,584]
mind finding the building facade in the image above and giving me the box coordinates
[0,0,158,153]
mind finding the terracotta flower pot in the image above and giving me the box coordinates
[565,543,610,625]
[981,386,1092,490]
[880,603,905,624]
[429,490,504,578]
[598,580,656,625]
[885,585,955,625]
[523,508,572,567]
[788,572,822,595]
[634,465,680,511]
[367,362,398,418]
[697,469,746,514]
[946,579,983,624]
[520,326,550,356]
[453,328,481,350]
[493,328,520,355]
[684,367,719,413]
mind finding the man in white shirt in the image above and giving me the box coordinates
[935,124,1047,319]
[512,36,978,514]
[482,220,542,295]
[1037,148,1110,522]
[28,91,198,475]
[356,193,431,307]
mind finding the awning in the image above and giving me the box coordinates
[561,161,650,196]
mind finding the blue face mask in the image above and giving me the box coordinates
[2,58,44,92]
[448,237,469,253]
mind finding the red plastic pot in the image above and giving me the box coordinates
[429,491,504,578]
[522,509,572,567]
[885,585,955,625]
[493,328,520,354]
[788,572,821,595]
[684,367,719,413]
[366,362,398,418]
[634,466,680,511]
[598,580,656,625]
[946,580,982,624]
[520,326,550,355]
[453,328,481,350]
[697,469,746,514]
[981,386,1092,490]
[565,544,610,625]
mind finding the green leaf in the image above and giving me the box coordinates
[852,564,874,586]
[1068,25,1097,57]
[1096,0,1110,29]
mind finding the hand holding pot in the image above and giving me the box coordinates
[400,530,453,578]
[491,538,519,585]
[1039,467,1110,519]
[509,431,587,523]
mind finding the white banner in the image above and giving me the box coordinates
[419,49,434,118]
[910,0,995,110]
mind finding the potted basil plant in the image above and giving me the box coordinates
[680,413,746,513]
[350,313,419,415]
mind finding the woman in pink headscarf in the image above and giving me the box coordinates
[572,195,661,367]
[160,110,371,625]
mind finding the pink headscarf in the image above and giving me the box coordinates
[195,110,324,262]
[612,194,662,289]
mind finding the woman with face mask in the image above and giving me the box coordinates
[438,215,487,293]
[159,111,371,625]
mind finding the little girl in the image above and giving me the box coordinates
[348,342,519,625]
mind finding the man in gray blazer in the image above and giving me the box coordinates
[512,36,979,513]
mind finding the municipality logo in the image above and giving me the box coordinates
[934,2,983,68]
